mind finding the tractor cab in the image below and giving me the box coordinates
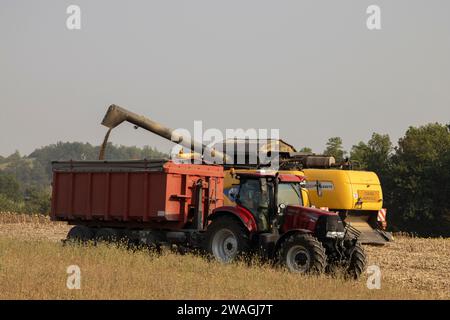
[232,171,305,231]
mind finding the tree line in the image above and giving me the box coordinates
[0,142,167,214]
[1,123,450,237]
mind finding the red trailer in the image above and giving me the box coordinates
[51,160,224,244]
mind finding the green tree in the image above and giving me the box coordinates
[0,194,22,213]
[388,123,450,236]
[298,147,313,153]
[30,141,168,179]
[4,159,49,192]
[350,133,393,174]
[23,187,51,214]
[0,171,21,201]
[349,141,368,168]
[6,151,21,162]
[438,149,450,229]
[323,137,346,162]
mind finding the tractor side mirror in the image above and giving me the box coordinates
[278,203,286,213]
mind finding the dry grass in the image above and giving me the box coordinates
[0,213,449,300]
[365,236,450,299]
[0,212,69,242]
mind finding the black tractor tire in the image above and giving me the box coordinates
[66,225,94,243]
[346,242,367,280]
[325,262,343,276]
[279,233,327,274]
[94,228,120,243]
[204,216,251,263]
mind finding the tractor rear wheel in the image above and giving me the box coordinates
[346,242,367,279]
[66,225,94,243]
[279,233,327,274]
[204,216,251,263]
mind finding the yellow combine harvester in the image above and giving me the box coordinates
[303,169,388,242]
[222,169,391,244]
[100,105,393,244]
[219,139,393,244]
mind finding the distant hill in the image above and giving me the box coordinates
[1,142,167,190]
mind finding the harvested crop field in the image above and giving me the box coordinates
[0,213,448,300]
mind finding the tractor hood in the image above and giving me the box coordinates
[281,205,343,236]
[285,205,337,219]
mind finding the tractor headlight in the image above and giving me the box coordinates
[316,215,345,239]
[326,231,345,238]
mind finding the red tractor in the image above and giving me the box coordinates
[204,171,367,278]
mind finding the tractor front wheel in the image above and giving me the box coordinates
[279,233,327,274]
[204,216,251,263]
[346,242,367,279]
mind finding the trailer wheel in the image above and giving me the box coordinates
[346,242,367,279]
[205,216,251,263]
[67,225,94,243]
[279,233,326,274]
[95,228,119,243]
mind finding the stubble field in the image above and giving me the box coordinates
[0,213,448,299]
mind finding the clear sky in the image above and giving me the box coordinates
[1,0,449,157]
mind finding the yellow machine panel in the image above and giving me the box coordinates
[302,169,383,211]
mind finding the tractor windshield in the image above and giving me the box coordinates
[277,182,303,206]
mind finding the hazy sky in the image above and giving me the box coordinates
[1,0,450,157]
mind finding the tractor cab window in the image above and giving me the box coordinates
[236,178,271,231]
[277,183,303,207]
[236,179,267,212]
